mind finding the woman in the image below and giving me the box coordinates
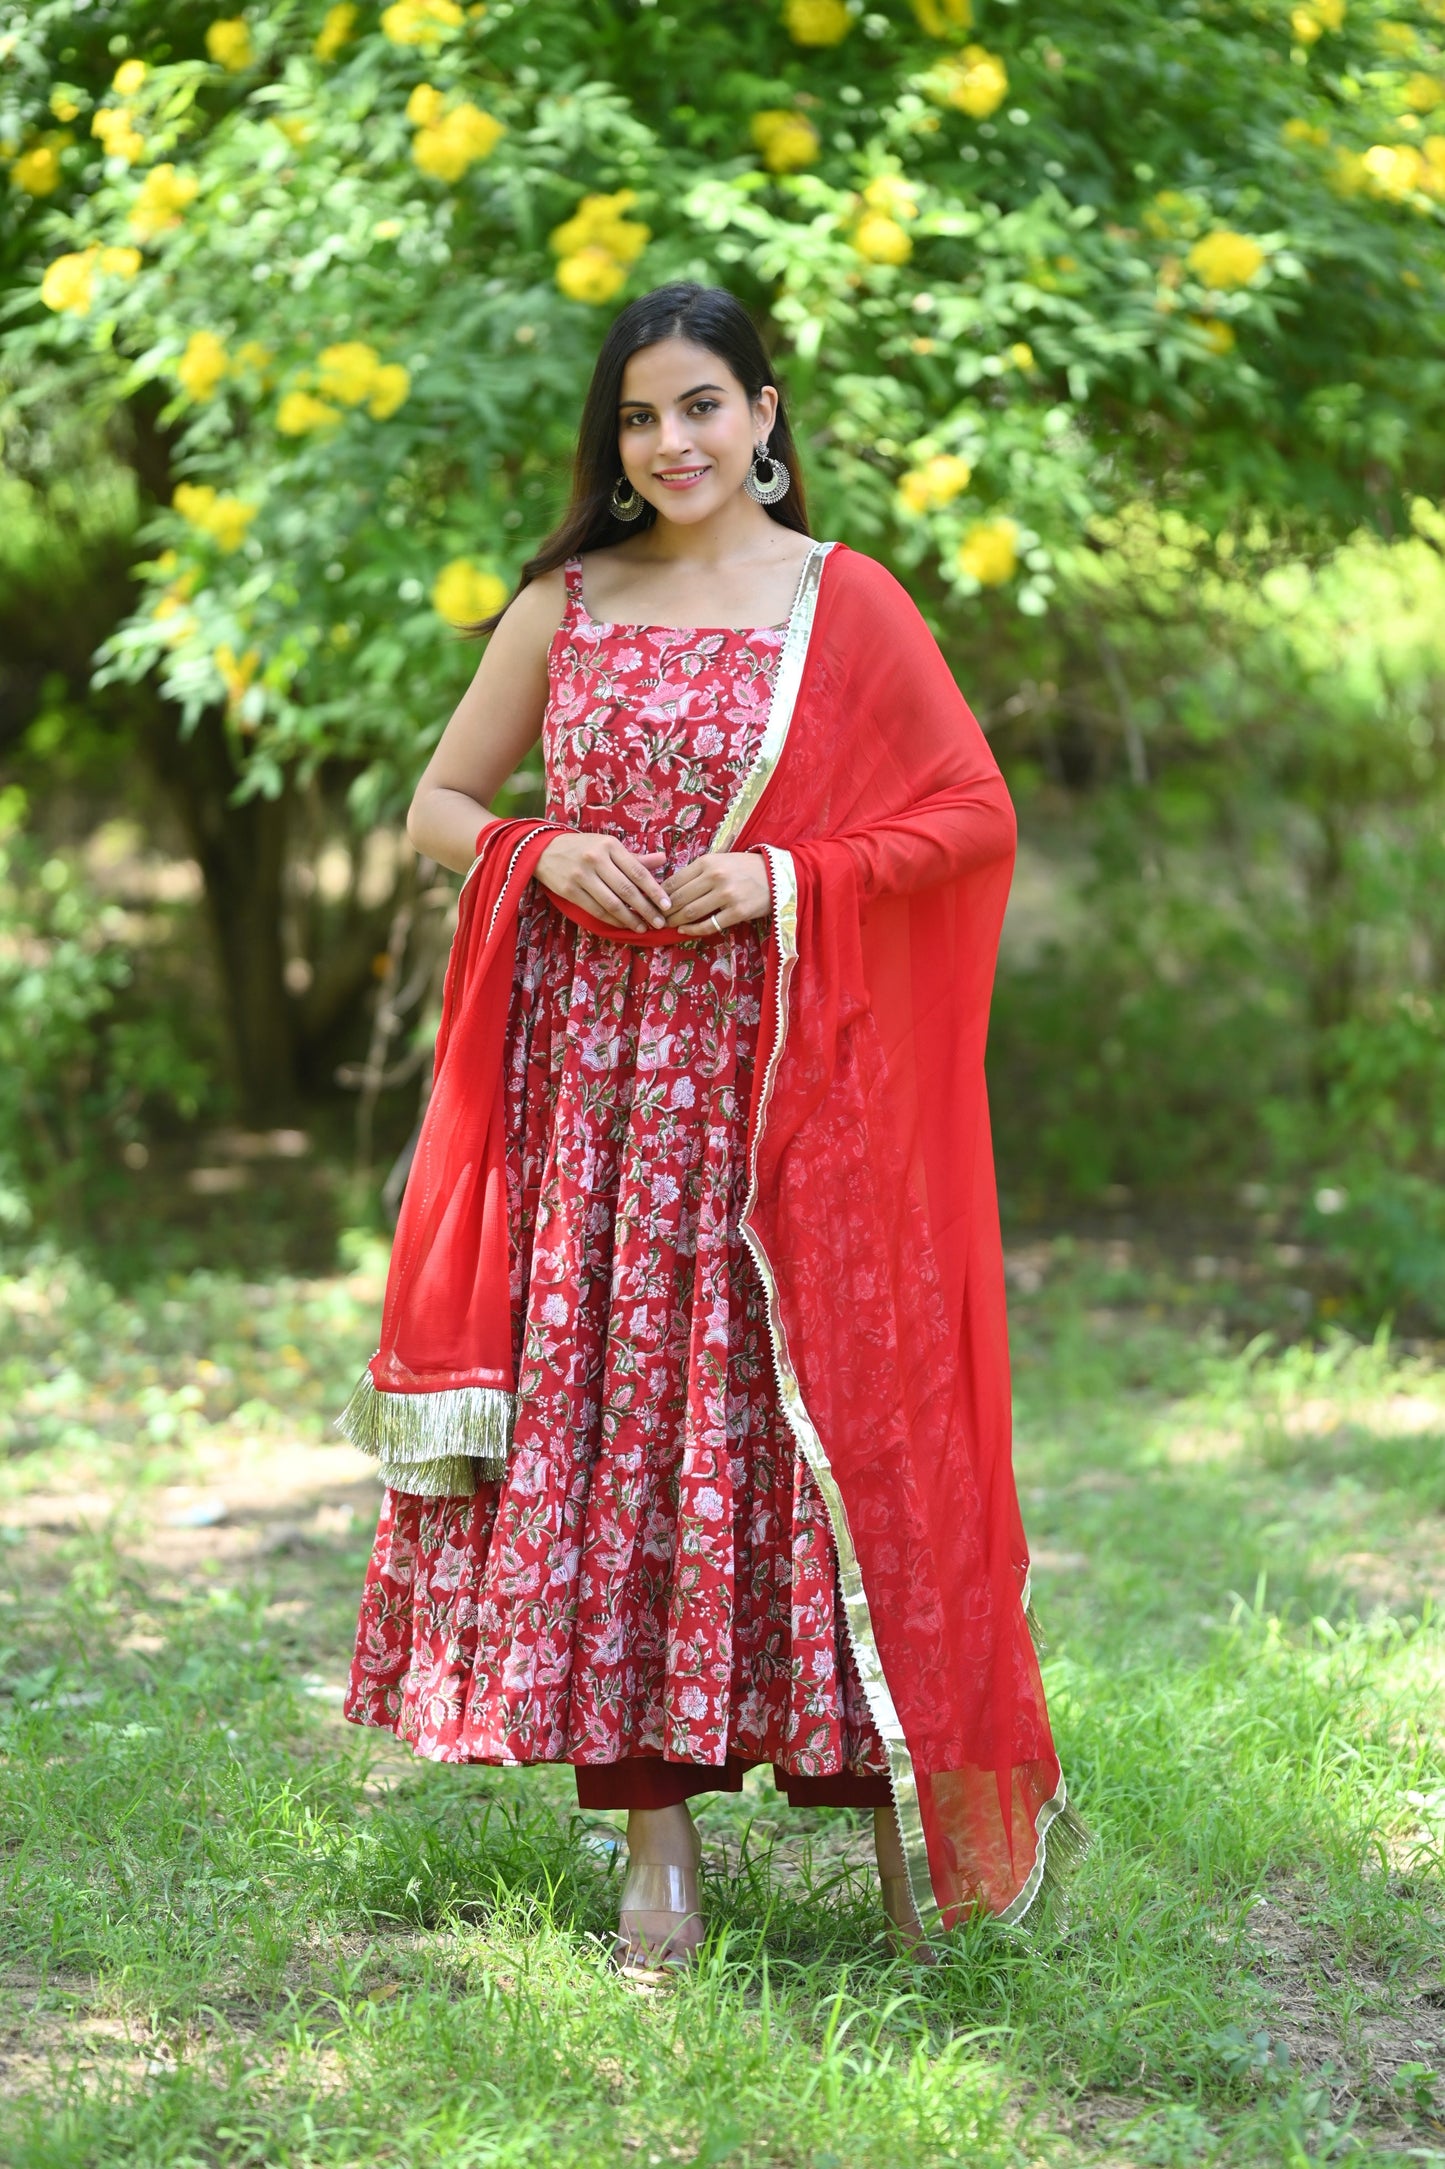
[340,282,1085,1972]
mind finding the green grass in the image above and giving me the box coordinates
[0,1230,1442,2166]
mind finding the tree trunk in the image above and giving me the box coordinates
[154,703,298,1121]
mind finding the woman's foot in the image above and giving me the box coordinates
[614,1804,705,1976]
[874,1804,936,1963]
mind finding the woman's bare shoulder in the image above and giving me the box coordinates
[490,564,569,655]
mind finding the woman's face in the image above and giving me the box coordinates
[615,336,778,526]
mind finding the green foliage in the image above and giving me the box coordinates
[985,518,1445,1318]
[2,0,1444,816]
[0,788,214,1225]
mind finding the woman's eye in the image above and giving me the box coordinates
[690,401,718,416]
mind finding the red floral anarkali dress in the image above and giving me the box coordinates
[345,555,890,1802]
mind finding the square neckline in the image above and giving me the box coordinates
[563,546,817,637]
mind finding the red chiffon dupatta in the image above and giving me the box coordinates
[340,541,1087,1932]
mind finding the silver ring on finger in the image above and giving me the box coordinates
[710,911,723,933]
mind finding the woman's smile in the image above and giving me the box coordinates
[655,463,712,489]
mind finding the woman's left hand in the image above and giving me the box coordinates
[664,850,772,937]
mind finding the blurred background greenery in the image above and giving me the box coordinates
[3,0,1445,1322]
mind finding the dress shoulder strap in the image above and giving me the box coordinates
[561,555,586,619]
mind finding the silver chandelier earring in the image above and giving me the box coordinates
[610,475,645,522]
[743,442,790,506]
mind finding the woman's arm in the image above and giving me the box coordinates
[405,572,564,875]
[406,568,674,930]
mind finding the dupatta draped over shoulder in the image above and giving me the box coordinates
[339,540,1086,1934]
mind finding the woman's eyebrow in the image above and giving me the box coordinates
[617,382,727,409]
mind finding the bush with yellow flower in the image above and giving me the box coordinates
[0,0,1440,839]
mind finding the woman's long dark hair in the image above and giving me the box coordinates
[473,283,810,634]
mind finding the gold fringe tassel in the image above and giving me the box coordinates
[334,1369,516,1497]
[1032,1796,1092,1914]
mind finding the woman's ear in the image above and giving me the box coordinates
[752,383,780,439]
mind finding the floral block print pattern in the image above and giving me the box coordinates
[345,557,887,1782]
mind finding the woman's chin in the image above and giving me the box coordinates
[648,483,737,525]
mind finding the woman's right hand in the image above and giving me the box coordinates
[534,832,673,932]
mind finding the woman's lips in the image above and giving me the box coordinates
[655,466,710,490]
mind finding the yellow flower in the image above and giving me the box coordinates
[1404,73,1445,111]
[1293,0,1345,31]
[112,59,148,96]
[129,163,199,238]
[1186,229,1265,288]
[173,483,258,552]
[234,339,273,372]
[549,190,650,263]
[1377,19,1417,53]
[312,341,409,417]
[1142,188,1199,238]
[381,0,463,45]
[1192,316,1236,353]
[852,212,913,264]
[930,44,1009,119]
[555,246,628,304]
[751,109,820,173]
[406,82,447,126]
[177,330,230,402]
[99,244,143,278]
[49,90,82,123]
[367,362,411,419]
[1362,141,1423,196]
[411,100,505,180]
[40,250,96,314]
[783,0,853,45]
[1424,134,1445,191]
[92,107,146,163]
[862,173,922,220]
[957,518,1019,586]
[205,19,254,71]
[1007,340,1035,369]
[317,340,382,405]
[432,559,508,625]
[276,389,342,434]
[912,0,972,34]
[1281,117,1330,145]
[314,3,358,61]
[896,453,973,513]
[12,145,63,196]
[214,643,261,707]
[274,116,314,147]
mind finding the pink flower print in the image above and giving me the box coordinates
[670,1077,696,1109]
[578,1024,621,1072]
[693,1484,726,1522]
[694,724,724,757]
[540,1293,569,1326]
[677,1683,709,1720]
[612,644,643,671]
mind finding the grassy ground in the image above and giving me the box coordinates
[0,1223,1441,2168]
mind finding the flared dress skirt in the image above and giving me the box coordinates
[345,556,889,1790]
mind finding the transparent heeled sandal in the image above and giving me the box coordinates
[880,1873,937,1965]
[614,1848,705,1976]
